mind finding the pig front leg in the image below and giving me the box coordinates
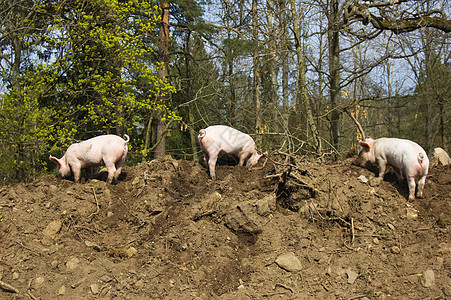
[375,159,387,184]
[238,152,250,166]
[392,166,404,183]
[71,164,82,183]
[86,167,93,181]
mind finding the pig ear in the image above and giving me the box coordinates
[258,152,268,160]
[358,140,371,151]
[49,155,61,166]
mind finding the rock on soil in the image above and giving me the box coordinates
[275,252,302,272]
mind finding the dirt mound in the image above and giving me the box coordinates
[0,156,450,299]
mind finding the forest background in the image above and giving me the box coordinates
[0,0,449,184]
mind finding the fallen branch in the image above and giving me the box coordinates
[0,280,19,293]
[88,187,100,219]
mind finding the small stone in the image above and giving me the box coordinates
[132,176,140,185]
[406,206,418,219]
[358,175,368,183]
[34,277,45,285]
[135,280,144,289]
[391,246,401,254]
[90,283,99,295]
[346,269,358,284]
[434,257,444,269]
[42,219,62,239]
[373,238,380,245]
[326,266,332,276]
[100,275,113,283]
[66,257,80,270]
[71,277,86,289]
[125,247,137,258]
[387,223,395,230]
[85,240,101,251]
[369,177,381,187]
[58,285,66,295]
[420,269,435,287]
[12,272,19,280]
[107,211,114,217]
[275,252,302,272]
[51,260,58,268]
[255,199,270,216]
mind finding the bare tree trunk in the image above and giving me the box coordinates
[423,27,434,153]
[188,106,198,161]
[267,1,279,133]
[290,0,321,156]
[227,34,236,126]
[12,34,25,181]
[438,99,446,147]
[143,111,155,162]
[280,0,289,130]
[252,0,262,144]
[328,0,341,153]
[154,0,170,159]
[184,31,198,161]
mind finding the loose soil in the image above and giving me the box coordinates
[0,155,450,299]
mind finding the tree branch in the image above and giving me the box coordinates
[345,2,451,33]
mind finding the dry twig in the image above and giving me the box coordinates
[0,280,19,293]
[88,187,100,219]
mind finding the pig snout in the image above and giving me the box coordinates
[353,153,366,166]
[49,134,129,184]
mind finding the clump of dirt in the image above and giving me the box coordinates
[0,155,450,299]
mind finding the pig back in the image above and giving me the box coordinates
[375,138,428,170]
[203,125,256,153]
[70,135,128,167]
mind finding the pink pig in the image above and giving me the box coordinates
[198,125,267,180]
[355,137,429,201]
[49,134,129,184]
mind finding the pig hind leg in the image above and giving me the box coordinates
[407,176,416,201]
[114,155,126,181]
[201,150,209,167]
[208,156,218,180]
[416,174,427,198]
[103,160,117,184]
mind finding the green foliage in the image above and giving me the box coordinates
[0,0,178,183]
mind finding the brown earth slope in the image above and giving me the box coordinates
[0,156,450,299]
